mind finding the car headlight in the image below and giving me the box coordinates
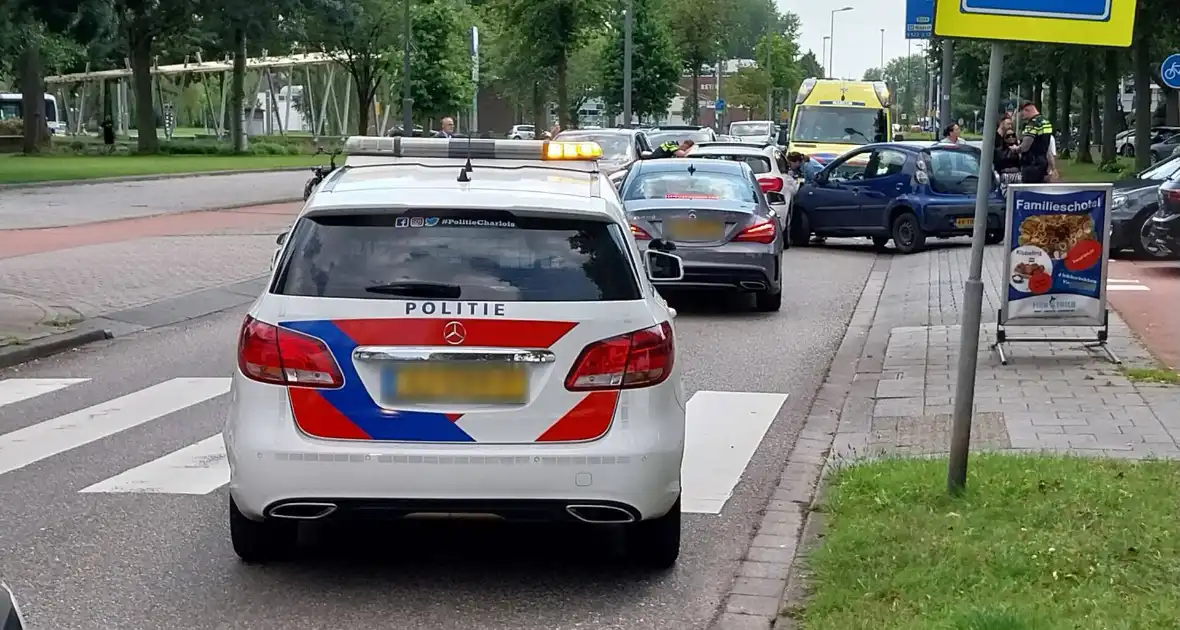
[1112,195,1126,210]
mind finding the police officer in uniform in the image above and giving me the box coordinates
[1016,102,1053,184]
[648,138,694,159]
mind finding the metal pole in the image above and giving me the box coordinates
[766,42,773,119]
[940,40,954,138]
[623,0,632,127]
[948,42,1005,496]
[401,0,413,135]
[821,37,829,78]
[829,11,836,79]
[471,26,480,134]
[880,29,885,70]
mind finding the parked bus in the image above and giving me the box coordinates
[0,93,66,134]
[786,79,892,165]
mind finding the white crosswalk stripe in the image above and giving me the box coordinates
[0,377,787,513]
[0,377,230,477]
[1108,278,1150,291]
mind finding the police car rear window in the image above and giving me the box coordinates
[274,212,642,302]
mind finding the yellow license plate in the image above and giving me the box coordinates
[387,363,528,404]
[955,217,974,228]
[666,219,723,240]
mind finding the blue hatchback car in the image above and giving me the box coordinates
[790,141,1006,254]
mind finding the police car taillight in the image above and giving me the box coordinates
[238,316,343,388]
[565,322,674,391]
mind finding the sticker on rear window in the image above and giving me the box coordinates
[665,193,719,199]
[395,216,515,228]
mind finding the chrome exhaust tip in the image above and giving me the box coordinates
[740,281,767,291]
[267,502,338,520]
[565,504,636,524]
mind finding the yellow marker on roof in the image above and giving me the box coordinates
[545,141,602,160]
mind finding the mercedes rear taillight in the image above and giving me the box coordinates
[565,322,674,391]
[733,219,777,244]
[630,224,651,239]
[758,177,784,193]
[238,316,343,388]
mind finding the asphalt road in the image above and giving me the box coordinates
[0,171,309,229]
[0,245,875,630]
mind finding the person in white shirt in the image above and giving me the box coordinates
[942,122,962,144]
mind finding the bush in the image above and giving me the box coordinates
[0,118,23,135]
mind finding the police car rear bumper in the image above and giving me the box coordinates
[225,376,685,523]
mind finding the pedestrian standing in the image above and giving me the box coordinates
[433,117,455,138]
[1015,102,1053,184]
[941,123,961,144]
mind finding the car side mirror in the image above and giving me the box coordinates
[275,232,287,246]
[1,582,27,630]
[814,171,828,185]
[639,150,653,159]
[766,191,786,204]
[893,133,905,141]
[645,250,684,281]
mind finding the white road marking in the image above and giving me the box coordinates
[81,434,228,494]
[681,391,788,514]
[1107,278,1150,291]
[0,379,88,408]
[0,377,230,477]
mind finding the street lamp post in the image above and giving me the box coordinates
[401,0,413,135]
[828,6,853,80]
[623,0,632,127]
[821,36,830,78]
[880,28,885,70]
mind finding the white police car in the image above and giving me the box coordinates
[225,136,689,569]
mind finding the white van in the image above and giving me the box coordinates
[0,93,66,134]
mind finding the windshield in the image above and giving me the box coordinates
[275,212,641,302]
[923,148,982,195]
[1138,155,1180,180]
[623,170,757,202]
[555,133,632,161]
[791,106,886,145]
[648,130,714,146]
[691,152,771,174]
[729,122,772,137]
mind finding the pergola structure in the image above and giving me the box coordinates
[42,51,373,139]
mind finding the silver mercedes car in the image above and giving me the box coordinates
[619,158,784,312]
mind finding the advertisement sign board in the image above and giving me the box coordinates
[1000,183,1113,327]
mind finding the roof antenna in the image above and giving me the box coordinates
[457,127,474,182]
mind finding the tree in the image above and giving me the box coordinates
[877,54,926,125]
[296,0,403,135]
[723,0,777,59]
[722,66,770,117]
[406,0,474,125]
[114,0,197,152]
[669,0,726,125]
[862,67,883,81]
[797,50,822,80]
[482,4,552,131]
[494,0,605,129]
[753,31,800,118]
[565,31,607,126]
[598,0,679,123]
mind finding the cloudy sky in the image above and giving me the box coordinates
[781,0,932,81]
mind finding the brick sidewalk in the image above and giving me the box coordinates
[830,244,1180,461]
[0,203,299,348]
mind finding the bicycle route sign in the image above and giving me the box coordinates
[1162,54,1180,90]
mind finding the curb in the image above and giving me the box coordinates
[0,328,113,370]
[708,254,891,630]
[0,166,314,190]
[0,275,269,370]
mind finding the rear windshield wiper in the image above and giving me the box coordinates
[364,281,462,298]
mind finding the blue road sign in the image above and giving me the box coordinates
[906,0,934,39]
[1162,54,1180,90]
[715,99,725,111]
[961,0,1111,21]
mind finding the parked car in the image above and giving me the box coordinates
[1108,154,1180,258]
[686,141,795,238]
[727,120,777,146]
[1118,126,1180,158]
[790,141,1005,254]
[507,124,535,139]
[619,158,784,311]
[645,125,718,147]
[1150,133,1180,163]
[553,127,653,176]
[1147,169,1180,258]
